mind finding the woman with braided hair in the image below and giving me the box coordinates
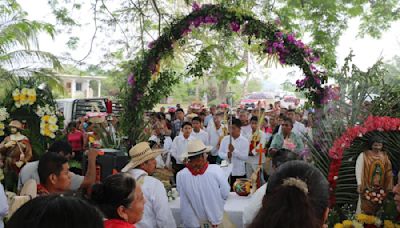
[249,160,329,228]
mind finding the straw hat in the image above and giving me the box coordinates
[181,140,212,159]
[121,142,163,172]
[9,120,24,130]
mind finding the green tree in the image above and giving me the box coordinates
[0,0,62,98]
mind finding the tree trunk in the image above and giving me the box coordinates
[242,50,251,96]
[218,79,229,103]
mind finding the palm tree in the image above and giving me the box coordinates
[0,0,62,97]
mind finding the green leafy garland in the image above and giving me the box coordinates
[121,3,326,143]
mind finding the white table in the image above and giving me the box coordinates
[169,192,251,228]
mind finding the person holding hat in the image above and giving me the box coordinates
[0,120,32,190]
[122,142,176,228]
[177,140,230,228]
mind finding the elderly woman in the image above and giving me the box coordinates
[91,173,145,228]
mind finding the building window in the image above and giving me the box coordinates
[76,82,82,91]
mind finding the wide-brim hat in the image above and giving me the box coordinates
[181,140,212,159]
[9,120,24,130]
[121,142,163,172]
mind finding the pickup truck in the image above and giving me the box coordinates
[56,98,123,126]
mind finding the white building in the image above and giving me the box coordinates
[59,74,106,98]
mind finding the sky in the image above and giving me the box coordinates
[18,0,400,91]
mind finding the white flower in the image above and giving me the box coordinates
[12,89,20,97]
[49,133,56,139]
[48,116,58,125]
[0,107,9,121]
[49,124,59,132]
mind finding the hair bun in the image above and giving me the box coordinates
[282,177,308,195]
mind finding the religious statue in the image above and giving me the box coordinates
[0,120,32,190]
[355,136,393,215]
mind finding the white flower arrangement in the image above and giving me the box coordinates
[35,104,55,117]
[0,107,9,122]
[0,107,9,136]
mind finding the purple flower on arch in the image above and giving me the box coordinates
[230,22,240,32]
[275,32,283,38]
[127,73,135,86]
[274,18,281,25]
[181,27,192,36]
[287,33,296,43]
[204,16,218,24]
[192,2,201,11]
[192,17,203,28]
[148,40,156,49]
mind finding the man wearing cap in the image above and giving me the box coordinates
[177,140,230,228]
[122,142,176,228]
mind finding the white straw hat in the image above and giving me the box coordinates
[181,140,212,159]
[121,142,163,172]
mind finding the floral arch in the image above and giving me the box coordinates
[120,3,327,143]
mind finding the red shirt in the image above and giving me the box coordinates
[104,219,136,228]
[67,130,84,152]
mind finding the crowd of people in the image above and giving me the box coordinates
[1,101,400,228]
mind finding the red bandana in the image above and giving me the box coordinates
[186,161,209,176]
[37,184,50,196]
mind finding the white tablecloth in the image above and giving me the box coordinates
[169,192,251,228]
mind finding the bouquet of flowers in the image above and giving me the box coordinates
[363,188,386,205]
[12,88,36,108]
[0,107,9,136]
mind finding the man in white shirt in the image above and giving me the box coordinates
[191,117,209,146]
[177,140,230,227]
[122,142,176,228]
[149,122,173,169]
[246,116,270,178]
[239,110,252,139]
[218,118,249,188]
[171,122,194,181]
[206,112,225,164]
[204,105,217,127]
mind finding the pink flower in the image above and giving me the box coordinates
[230,21,240,32]
[127,73,135,86]
[192,2,201,11]
[204,16,218,24]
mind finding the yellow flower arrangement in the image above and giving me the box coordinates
[356,214,381,225]
[12,88,37,107]
[40,114,58,139]
[335,214,399,228]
